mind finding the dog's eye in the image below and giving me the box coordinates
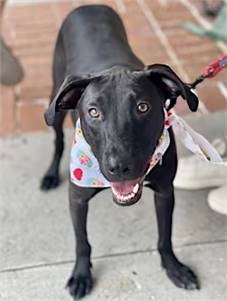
[137,102,150,113]
[88,107,100,118]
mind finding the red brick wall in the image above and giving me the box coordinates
[0,0,226,136]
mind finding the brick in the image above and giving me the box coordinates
[17,102,47,133]
[21,55,52,67]
[52,2,75,23]
[182,62,207,80]
[12,29,57,46]
[174,99,191,116]
[14,46,54,59]
[197,83,227,112]
[0,86,16,136]
[169,36,215,50]
[21,66,52,82]
[125,21,155,38]
[173,43,219,57]
[153,9,192,23]
[20,85,52,101]
[8,4,55,21]
[64,113,73,129]
[180,47,221,62]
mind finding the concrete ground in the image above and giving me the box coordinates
[0,112,227,301]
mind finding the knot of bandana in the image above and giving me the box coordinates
[70,110,227,188]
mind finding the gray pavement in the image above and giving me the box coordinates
[0,112,227,300]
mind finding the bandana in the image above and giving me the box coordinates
[70,110,227,188]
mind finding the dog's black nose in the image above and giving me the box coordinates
[107,156,131,177]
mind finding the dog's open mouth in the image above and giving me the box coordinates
[110,177,144,206]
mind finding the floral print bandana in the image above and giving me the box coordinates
[70,110,227,188]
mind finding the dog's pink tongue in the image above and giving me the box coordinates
[110,178,139,195]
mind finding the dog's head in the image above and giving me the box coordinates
[45,64,198,206]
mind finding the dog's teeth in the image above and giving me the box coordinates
[112,186,137,203]
[133,184,139,194]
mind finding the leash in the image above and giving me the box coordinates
[166,53,227,111]
[189,53,227,89]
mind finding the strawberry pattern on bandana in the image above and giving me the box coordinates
[70,110,227,188]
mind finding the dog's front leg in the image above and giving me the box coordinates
[41,111,67,190]
[154,186,200,290]
[66,182,98,299]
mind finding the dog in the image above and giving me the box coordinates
[41,5,200,299]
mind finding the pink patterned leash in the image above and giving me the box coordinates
[190,53,227,89]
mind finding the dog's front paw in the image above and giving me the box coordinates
[66,273,93,299]
[40,174,60,191]
[66,258,93,299]
[165,260,199,290]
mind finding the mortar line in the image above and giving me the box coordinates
[7,0,73,6]
[115,0,126,14]
[1,238,226,274]
[137,0,189,82]
[217,81,227,102]
[136,0,209,115]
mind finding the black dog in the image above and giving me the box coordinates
[41,5,200,299]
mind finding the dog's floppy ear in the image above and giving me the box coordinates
[44,74,93,126]
[143,64,199,111]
